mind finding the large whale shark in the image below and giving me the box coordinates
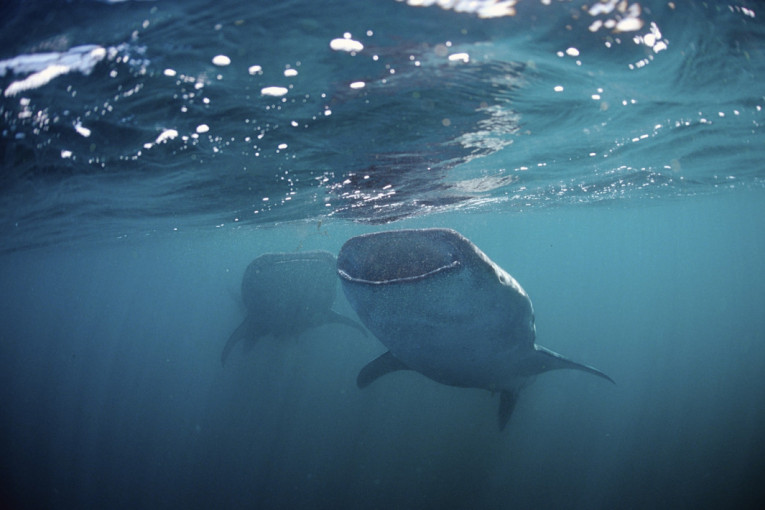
[222,250,366,365]
[337,228,614,429]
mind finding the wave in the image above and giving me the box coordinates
[0,0,763,252]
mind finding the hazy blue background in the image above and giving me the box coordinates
[1,1,764,508]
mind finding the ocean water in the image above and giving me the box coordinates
[1,0,764,508]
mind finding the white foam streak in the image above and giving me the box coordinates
[396,0,517,18]
[4,65,70,97]
[330,38,364,53]
[155,129,179,144]
[74,122,92,138]
[261,86,289,97]
[1,45,107,97]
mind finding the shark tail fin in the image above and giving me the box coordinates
[498,389,521,431]
[221,318,250,366]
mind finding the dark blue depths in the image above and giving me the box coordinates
[2,192,765,509]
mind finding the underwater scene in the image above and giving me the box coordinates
[1,1,764,508]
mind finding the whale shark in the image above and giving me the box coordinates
[222,250,366,365]
[337,228,613,429]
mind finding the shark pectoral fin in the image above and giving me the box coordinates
[498,389,520,431]
[325,310,368,337]
[527,345,616,384]
[221,317,251,366]
[357,351,411,388]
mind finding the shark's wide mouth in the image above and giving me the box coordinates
[337,229,462,285]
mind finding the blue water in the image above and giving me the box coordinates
[1,0,764,508]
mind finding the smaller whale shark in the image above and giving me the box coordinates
[222,251,366,365]
[337,228,614,430]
